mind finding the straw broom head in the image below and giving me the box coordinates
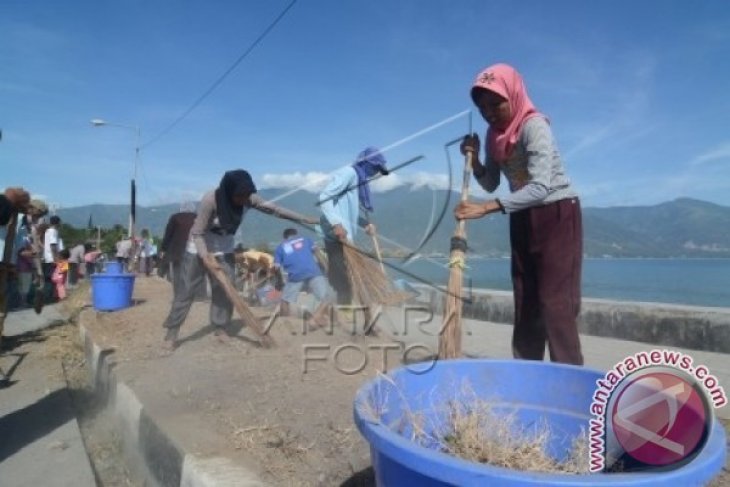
[438,149,473,360]
[342,243,409,307]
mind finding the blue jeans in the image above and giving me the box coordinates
[281,275,334,305]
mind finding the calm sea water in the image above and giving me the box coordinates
[389,258,730,309]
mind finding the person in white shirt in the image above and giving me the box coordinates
[42,215,64,302]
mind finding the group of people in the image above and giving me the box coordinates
[156,63,585,366]
[4,63,586,366]
[115,229,159,276]
[0,190,102,311]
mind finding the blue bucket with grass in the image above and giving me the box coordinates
[354,359,726,486]
[104,261,123,274]
[91,273,135,311]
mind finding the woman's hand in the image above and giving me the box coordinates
[454,200,502,220]
[460,134,480,156]
[333,224,347,241]
[365,223,376,236]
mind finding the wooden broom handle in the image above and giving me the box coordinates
[371,232,385,274]
[456,150,474,239]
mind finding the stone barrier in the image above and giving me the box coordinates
[408,284,730,354]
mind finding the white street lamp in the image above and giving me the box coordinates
[90,118,141,239]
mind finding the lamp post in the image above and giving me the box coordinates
[90,119,140,239]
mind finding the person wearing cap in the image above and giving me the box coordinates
[318,147,389,307]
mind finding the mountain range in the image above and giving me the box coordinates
[56,190,730,258]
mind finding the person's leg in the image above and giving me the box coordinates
[308,275,337,327]
[18,272,32,307]
[162,253,207,347]
[280,280,304,317]
[208,254,235,333]
[42,263,55,303]
[533,198,584,366]
[171,260,183,297]
[510,210,547,361]
[324,238,351,306]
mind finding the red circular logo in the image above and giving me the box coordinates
[611,371,708,466]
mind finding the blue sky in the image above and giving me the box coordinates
[2,0,729,210]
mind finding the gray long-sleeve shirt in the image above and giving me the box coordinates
[188,191,309,259]
[476,117,577,213]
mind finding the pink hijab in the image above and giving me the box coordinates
[471,63,544,164]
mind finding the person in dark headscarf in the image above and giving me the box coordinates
[162,170,318,351]
[318,147,389,307]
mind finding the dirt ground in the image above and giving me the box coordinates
[76,277,730,486]
[79,276,418,487]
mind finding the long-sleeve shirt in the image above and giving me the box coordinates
[476,117,577,213]
[188,191,309,259]
[318,166,369,241]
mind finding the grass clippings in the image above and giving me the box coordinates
[369,376,590,475]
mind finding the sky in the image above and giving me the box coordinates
[2,0,730,211]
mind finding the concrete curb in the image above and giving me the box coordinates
[410,285,730,353]
[78,318,267,487]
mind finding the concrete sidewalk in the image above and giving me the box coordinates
[0,305,96,487]
[378,308,730,420]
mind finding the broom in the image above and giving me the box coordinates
[371,231,386,274]
[342,242,409,308]
[201,256,275,348]
[438,147,474,360]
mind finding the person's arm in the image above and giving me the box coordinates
[357,205,371,230]
[496,118,554,213]
[318,169,356,240]
[191,194,214,259]
[273,245,283,268]
[461,135,501,193]
[249,194,317,225]
[474,154,502,193]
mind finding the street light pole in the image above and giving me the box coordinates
[91,119,140,239]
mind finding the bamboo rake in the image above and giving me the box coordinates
[438,150,473,359]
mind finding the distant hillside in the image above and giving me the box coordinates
[57,193,730,258]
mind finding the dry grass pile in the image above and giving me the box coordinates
[367,377,589,475]
[436,399,588,474]
[342,244,409,307]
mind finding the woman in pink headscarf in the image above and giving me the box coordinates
[455,63,584,366]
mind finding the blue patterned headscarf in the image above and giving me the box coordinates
[352,147,389,212]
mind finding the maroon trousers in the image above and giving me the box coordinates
[509,197,584,365]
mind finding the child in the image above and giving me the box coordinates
[455,63,583,366]
[52,248,71,300]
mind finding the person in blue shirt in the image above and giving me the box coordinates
[274,228,334,324]
[318,147,389,306]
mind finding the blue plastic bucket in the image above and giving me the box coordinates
[91,274,135,311]
[354,359,726,486]
[104,261,123,274]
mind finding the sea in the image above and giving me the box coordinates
[388,257,730,309]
